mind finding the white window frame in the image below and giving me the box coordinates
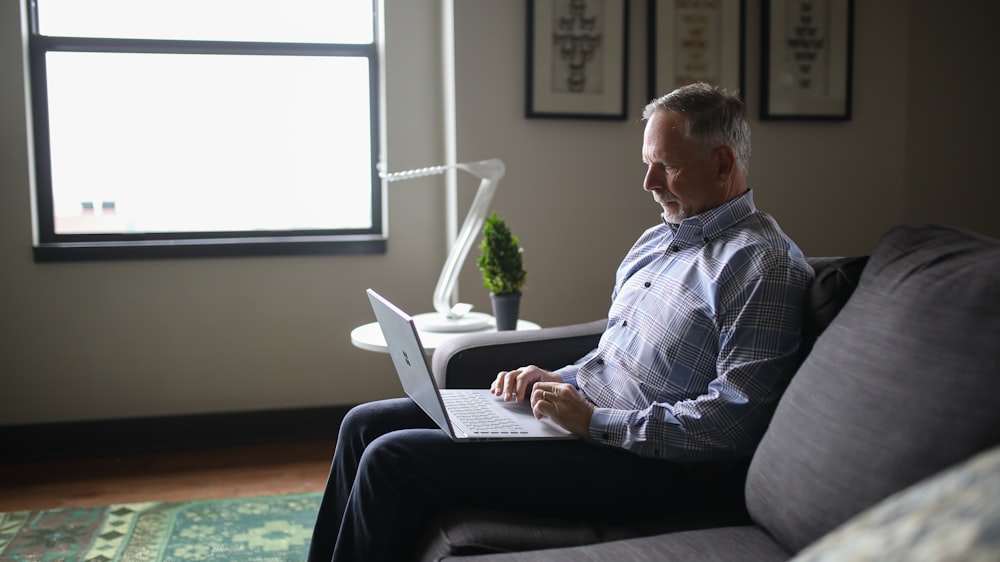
[26,0,383,261]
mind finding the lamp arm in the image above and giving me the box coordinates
[433,173,498,316]
[381,158,505,318]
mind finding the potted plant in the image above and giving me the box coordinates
[477,212,527,331]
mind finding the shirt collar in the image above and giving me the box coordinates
[662,189,756,247]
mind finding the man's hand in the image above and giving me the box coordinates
[490,366,595,438]
[490,365,561,404]
[530,382,595,439]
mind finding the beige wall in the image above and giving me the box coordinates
[1,1,997,426]
[904,0,1000,234]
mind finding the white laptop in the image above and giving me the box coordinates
[366,289,575,442]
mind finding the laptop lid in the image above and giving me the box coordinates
[366,289,455,437]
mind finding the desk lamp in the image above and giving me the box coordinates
[380,158,505,332]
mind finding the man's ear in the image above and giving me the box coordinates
[714,145,736,180]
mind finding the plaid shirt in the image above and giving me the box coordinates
[557,190,813,461]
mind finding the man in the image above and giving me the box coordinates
[308,83,814,561]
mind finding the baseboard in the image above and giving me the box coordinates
[0,405,352,462]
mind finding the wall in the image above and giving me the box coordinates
[0,1,447,425]
[904,0,1000,234]
[1,0,996,426]
[448,0,915,329]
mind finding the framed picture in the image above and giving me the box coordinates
[647,0,745,102]
[526,0,629,120]
[761,0,854,120]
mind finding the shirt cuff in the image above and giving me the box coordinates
[555,365,578,387]
[589,408,623,447]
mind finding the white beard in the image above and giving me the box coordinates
[653,191,685,224]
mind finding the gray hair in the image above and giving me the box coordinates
[642,83,751,176]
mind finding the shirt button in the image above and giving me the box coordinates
[644,281,651,288]
[622,320,628,327]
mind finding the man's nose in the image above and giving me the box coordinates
[643,167,661,191]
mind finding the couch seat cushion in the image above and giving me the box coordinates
[444,526,789,562]
[420,495,751,562]
[746,224,1000,553]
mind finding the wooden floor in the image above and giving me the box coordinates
[0,440,335,512]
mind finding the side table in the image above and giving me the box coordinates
[351,318,541,355]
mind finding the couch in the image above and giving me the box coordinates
[417,223,1000,561]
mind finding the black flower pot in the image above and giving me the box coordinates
[490,292,522,331]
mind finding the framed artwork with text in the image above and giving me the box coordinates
[761,0,854,120]
[526,0,629,120]
[647,0,745,101]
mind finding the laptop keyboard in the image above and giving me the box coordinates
[442,392,529,435]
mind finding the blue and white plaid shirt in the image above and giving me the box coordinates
[557,190,813,461]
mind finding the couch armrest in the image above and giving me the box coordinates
[430,319,606,389]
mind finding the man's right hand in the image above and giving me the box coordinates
[489,365,562,404]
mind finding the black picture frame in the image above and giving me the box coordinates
[761,0,855,120]
[647,0,746,102]
[526,0,629,120]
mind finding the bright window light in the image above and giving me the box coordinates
[37,0,373,44]
[47,52,372,234]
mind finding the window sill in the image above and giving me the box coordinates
[33,235,387,262]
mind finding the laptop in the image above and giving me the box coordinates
[366,288,575,442]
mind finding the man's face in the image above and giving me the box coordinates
[641,111,726,224]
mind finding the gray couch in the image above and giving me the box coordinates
[419,223,1000,561]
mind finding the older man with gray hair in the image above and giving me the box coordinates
[308,82,814,562]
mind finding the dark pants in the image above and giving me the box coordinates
[306,398,725,562]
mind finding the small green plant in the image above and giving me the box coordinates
[477,212,527,295]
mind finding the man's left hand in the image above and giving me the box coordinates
[530,383,595,439]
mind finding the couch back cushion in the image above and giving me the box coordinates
[745,224,1000,553]
[802,256,868,356]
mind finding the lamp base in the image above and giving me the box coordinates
[413,311,493,333]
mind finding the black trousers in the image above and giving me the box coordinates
[306,398,723,562]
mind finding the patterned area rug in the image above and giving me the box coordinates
[0,492,320,561]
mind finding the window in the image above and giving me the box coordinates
[26,0,382,260]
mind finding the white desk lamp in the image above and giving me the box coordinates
[380,158,505,333]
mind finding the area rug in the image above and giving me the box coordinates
[0,492,320,561]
